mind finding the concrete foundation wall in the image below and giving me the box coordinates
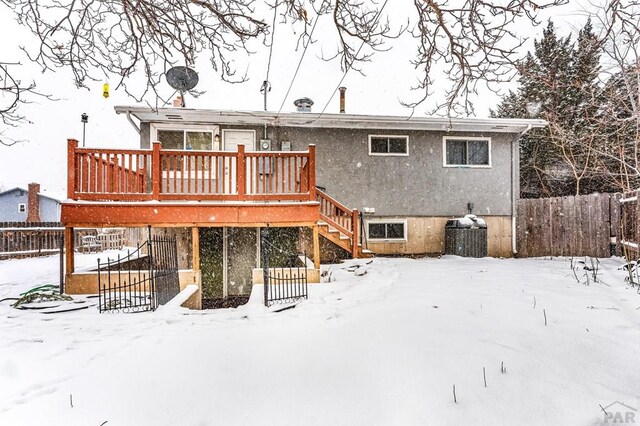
[252,267,320,284]
[65,269,201,308]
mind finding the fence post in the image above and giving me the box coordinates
[59,235,64,294]
[67,139,78,199]
[351,208,359,258]
[261,227,269,306]
[152,142,162,200]
[308,145,316,201]
[237,144,246,199]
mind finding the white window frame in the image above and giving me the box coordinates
[366,219,408,243]
[368,135,409,156]
[150,124,221,150]
[150,124,222,180]
[442,136,492,168]
[18,203,26,213]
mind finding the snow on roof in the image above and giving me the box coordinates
[115,106,547,134]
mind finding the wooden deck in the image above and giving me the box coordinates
[62,139,320,227]
[61,139,367,266]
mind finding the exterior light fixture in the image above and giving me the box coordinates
[81,113,88,147]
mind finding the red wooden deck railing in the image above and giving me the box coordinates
[67,139,317,202]
[316,188,359,257]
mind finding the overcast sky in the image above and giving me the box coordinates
[0,1,596,195]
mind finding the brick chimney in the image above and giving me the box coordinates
[26,183,41,222]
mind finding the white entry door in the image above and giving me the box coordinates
[222,130,256,194]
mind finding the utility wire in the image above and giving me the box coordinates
[311,0,391,122]
[265,1,279,84]
[276,13,322,117]
[261,1,279,111]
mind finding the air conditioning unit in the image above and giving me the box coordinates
[260,139,272,151]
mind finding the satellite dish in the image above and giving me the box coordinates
[166,66,199,92]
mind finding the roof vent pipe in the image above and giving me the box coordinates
[339,87,346,113]
[294,97,314,112]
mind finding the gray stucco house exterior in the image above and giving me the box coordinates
[114,106,546,258]
[0,184,62,222]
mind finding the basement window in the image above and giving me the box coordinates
[367,220,407,242]
[18,203,26,213]
[443,137,491,167]
[368,135,409,156]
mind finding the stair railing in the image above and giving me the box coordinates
[316,188,359,257]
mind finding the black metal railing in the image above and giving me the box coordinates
[264,266,308,307]
[98,231,180,313]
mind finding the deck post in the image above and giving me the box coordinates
[152,142,161,199]
[237,144,246,199]
[64,227,74,277]
[313,225,320,270]
[351,209,359,258]
[308,145,316,201]
[192,227,200,271]
[67,139,78,199]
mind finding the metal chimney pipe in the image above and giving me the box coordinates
[339,87,347,113]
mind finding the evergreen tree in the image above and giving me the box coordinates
[492,20,604,197]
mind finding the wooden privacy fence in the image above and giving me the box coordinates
[0,222,64,259]
[516,193,622,258]
[620,190,640,257]
[0,222,100,259]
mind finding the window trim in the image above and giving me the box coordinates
[442,136,492,168]
[368,135,410,156]
[366,219,408,243]
[18,203,26,213]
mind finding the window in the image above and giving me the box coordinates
[154,127,220,172]
[157,130,217,151]
[367,220,407,241]
[18,203,26,213]
[443,137,491,167]
[369,135,409,156]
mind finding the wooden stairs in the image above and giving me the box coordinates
[316,189,373,259]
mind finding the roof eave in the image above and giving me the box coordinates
[115,106,548,133]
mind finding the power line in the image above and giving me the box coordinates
[261,1,279,111]
[265,1,279,84]
[276,13,322,117]
[312,0,391,122]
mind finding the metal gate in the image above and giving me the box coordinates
[264,266,309,307]
[98,233,180,313]
[260,228,308,306]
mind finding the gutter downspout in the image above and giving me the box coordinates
[126,111,141,135]
[512,124,533,256]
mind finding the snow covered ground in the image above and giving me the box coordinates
[1,254,639,425]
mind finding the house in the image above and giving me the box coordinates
[61,106,546,307]
[0,183,63,222]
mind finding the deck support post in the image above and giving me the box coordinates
[192,227,200,272]
[313,225,320,270]
[67,139,78,199]
[351,209,359,258]
[65,227,75,277]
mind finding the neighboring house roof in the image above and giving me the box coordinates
[0,187,65,203]
[115,106,547,134]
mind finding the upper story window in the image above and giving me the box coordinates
[18,203,26,213]
[368,135,409,156]
[443,137,491,167]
